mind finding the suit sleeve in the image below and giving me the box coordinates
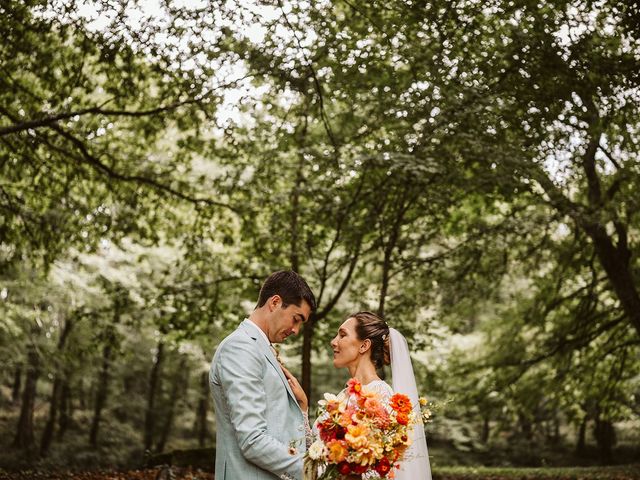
[216,338,303,479]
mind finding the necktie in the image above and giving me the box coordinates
[270,343,284,368]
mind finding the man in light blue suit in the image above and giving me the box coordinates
[210,271,316,480]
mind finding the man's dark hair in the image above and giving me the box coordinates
[255,270,316,312]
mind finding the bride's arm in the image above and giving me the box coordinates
[281,366,314,448]
[281,365,308,412]
[367,380,394,403]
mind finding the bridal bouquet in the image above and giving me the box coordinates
[303,378,417,480]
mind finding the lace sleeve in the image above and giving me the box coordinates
[365,380,394,403]
[302,410,313,449]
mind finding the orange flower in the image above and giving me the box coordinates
[326,400,341,414]
[374,409,391,429]
[306,381,427,474]
[338,405,356,427]
[395,443,409,459]
[363,396,389,427]
[396,412,409,425]
[357,387,377,407]
[326,440,349,463]
[389,393,412,414]
[363,396,383,413]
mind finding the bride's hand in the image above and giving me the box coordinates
[281,365,308,412]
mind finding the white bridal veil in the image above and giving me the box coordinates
[389,328,432,480]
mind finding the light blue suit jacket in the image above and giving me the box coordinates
[210,320,305,480]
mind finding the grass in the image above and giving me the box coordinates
[433,464,640,479]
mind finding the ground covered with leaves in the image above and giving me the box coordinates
[1,465,640,480]
[0,468,212,480]
[435,465,640,479]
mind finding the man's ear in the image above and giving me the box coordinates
[269,295,282,311]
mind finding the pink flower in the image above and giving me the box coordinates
[346,378,362,396]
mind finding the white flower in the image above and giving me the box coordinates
[318,391,347,407]
[318,392,339,406]
[308,440,328,460]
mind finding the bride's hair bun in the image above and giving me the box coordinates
[383,334,391,366]
[350,311,391,372]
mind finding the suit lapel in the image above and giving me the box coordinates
[239,320,299,408]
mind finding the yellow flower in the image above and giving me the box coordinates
[419,397,428,406]
[348,441,383,466]
[326,440,349,463]
[394,431,413,447]
[345,423,370,449]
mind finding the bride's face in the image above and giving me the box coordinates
[330,317,362,369]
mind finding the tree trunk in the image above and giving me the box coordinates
[576,416,587,455]
[11,364,22,404]
[40,379,62,455]
[300,249,361,396]
[13,343,40,449]
[289,175,302,274]
[378,253,391,318]
[533,134,640,339]
[289,116,307,274]
[377,188,409,318]
[594,417,616,464]
[578,132,640,338]
[41,317,75,455]
[518,412,533,441]
[89,322,118,447]
[79,379,88,410]
[195,371,209,447]
[481,414,490,443]
[583,222,640,338]
[301,314,317,397]
[57,380,71,440]
[89,294,124,448]
[552,413,560,444]
[144,340,164,452]
[156,357,188,453]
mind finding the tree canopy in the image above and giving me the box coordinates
[1,0,638,470]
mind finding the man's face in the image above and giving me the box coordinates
[267,296,311,344]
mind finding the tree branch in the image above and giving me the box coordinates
[276,0,338,154]
[0,76,254,137]
[581,134,603,207]
[46,124,239,213]
[598,142,621,170]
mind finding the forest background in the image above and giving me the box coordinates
[1,0,639,476]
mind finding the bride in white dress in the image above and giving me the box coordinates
[283,311,432,480]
